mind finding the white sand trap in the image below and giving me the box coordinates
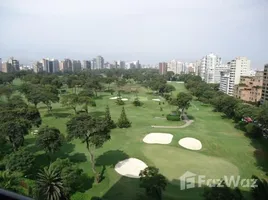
[115,158,148,178]
[121,98,128,101]
[178,137,202,150]
[152,98,161,102]
[143,133,173,144]
[109,97,120,100]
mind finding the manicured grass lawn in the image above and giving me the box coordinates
[22,81,267,200]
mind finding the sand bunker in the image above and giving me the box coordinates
[122,98,128,101]
[152,99,161,102]
[115,158,148,178]
[143,133,173,144]
[109,97,120,100]
[178,137,202,150]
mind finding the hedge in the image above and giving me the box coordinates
[166,114,181,121]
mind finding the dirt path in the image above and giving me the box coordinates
[151,120,194,129]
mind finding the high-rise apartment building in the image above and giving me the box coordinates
[0,58,2,72]
[200,53,223,83]
[51,59,59,73]
[2,57,20,73]
[59,59,72,72]
[117,60,125,69]
[167,60,183,74]
[33,61,43,73]
[234,71,263,102]
[72,60,82,72]
[83,60,91,70]
[91,59,97,70]
[261,64,268,103]
[220,57,251,96]
[96,56,104,69]
[41,58,49,72]
[159,62,168,75]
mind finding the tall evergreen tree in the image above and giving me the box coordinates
[117,107,131,128]
[104,106,116,129]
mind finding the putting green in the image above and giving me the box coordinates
[142,145,239,181]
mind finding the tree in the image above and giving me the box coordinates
[50,158,88,196]
[66,113,110,182]
[104,105,116,129]
[139,167,167,200]
[0,85,14,100]
[5,149,34,174]
[36,165,67,200]
[258,102,268,129]
[61,94,79,114]
[36,126,64,158]
[170,92,192,119]
[234,103,259,122]
[203,180,244,200]
[117,107,131,128]
[251,175,268,200]
[0,98,41,151]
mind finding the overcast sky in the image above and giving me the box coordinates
[0,0,267,68]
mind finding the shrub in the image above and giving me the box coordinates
[166,114,180,121]
[116,98,125,105]
[245,123,262,139]
[133,98,142,107]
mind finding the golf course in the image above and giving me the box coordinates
[16,79,267,200]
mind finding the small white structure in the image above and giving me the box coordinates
[152,99,161,102]
[121,98,128,101]
[109,97,120,100]
[115,158,148,178]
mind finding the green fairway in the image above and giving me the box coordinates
[21,81,268,200]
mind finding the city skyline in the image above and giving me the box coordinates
[0,0,267,68]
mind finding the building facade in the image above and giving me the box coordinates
[0,58,2,72]
[91,59,97,70]
[72,60,82,72]
[220,57,251,96]
[233,71,263,102]
[96,56,104,69]
[261,64,268,103]
[33,61,43,73]
[83,60,91,70]
[200,53,222,83]
[159,62,168,75]
[167,60,183,74]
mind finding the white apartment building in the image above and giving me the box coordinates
[167,60,184,74]
[219,71,230,94]
[220,57,251,96]
[200,53,222,83]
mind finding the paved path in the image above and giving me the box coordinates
[151,120,194,129]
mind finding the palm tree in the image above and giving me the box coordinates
[36,165,67,200]
[139,167,167,200]
[251,175,268,200]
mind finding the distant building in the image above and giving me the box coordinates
[0,58,2,72]
[117,60,125,69]
[113,61,118,68]
[261,64,268,103]
[220,57,251,96]
[59,59,72,72]
[72,60,82,72]
[83,60,91,70]
[41,58,50,72]
[219,71,230,94]
[91,58,97,70]
[51,59,59,73]
[33,61,43,73]
[200,53,223,83]
[233,71,263,102]
[167,60,184,74]
[159,62,167,75]
[96,56,104,69]
[2,57,20,73]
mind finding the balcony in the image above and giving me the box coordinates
[0,189,33,200]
